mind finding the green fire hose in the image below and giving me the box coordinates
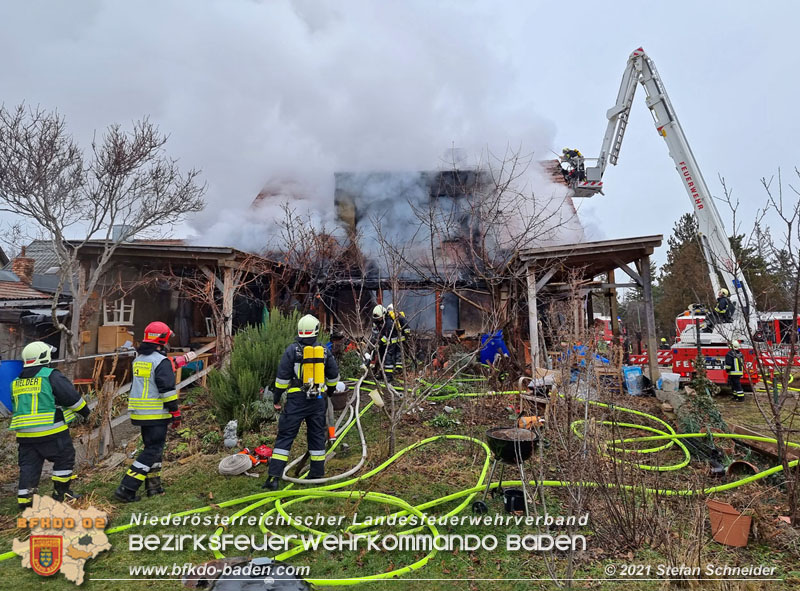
[2,380,799,586]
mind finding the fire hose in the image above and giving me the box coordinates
[2,382,799,585]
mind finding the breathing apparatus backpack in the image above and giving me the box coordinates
[300,345,326,398]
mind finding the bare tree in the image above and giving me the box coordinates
[719,169,800,523]
[373,148,572,368]
[0,105,205,373]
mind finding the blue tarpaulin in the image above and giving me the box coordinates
[480,331,510,365]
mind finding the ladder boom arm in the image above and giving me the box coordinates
[588,48,756,327]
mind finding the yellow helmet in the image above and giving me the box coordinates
[719,289,729,297]
[22,341,55,367]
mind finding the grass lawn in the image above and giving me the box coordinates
[1,385,799,590]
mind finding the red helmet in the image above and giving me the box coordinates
[143,321,172,345]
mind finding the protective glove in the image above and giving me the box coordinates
[184,351,198,363]
[363,352,372,362]
[335,382,347,393]
[170,410,182,429]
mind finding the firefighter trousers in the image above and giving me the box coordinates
[378,344,401,382]
[18,431,76,507]
[120,421,168,492]
[728,375,744,399]
[269,393,327,479]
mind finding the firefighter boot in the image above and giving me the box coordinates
[114,485,141,503]
[262,476,281,491]
[18,488,36,512]
[145,475,165,497]
[52,480,82,503]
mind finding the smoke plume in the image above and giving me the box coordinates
[0,0,583,251]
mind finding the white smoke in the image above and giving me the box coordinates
[0,0,583,252]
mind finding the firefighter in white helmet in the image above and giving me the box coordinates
[724,340,745,402]
[387,303,411,373]
[367,304,401,383]
[263,314,341,491]
[10,342,90,510]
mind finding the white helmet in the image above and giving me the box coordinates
[372,305,386,321]
[22,341,56,367]
[719,288,729,297]
[731,340,740,350]
[298,314,320,338]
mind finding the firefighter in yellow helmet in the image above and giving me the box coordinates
[263,314,341,491]
[724,340,745,402]
[10,342,90,510]
[714,289,732,322]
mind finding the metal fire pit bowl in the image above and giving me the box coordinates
[486,427,537,465]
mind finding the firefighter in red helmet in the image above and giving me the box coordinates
[114,322,196,502]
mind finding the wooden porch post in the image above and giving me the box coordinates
[641,254,660,382]
[526,266,539,372]
[221,267,234,364]
[434,290,443,337]
[608,269,620,338]
[269,273,278,309]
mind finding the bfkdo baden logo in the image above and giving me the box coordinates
[13,495,111,585]
[31,535,63,576]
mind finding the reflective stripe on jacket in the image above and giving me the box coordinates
[128,351,176,420]
[724,351,744,376]
[10,367,81,438]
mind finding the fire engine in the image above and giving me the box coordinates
[567,48,799,386]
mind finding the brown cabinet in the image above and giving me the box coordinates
[97,325,134,354]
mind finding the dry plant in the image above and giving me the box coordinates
[0,105,205,375]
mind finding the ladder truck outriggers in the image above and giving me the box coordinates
[568,47,798,387]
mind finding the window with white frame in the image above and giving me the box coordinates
[103,297,135,326]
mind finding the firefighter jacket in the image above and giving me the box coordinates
[378,319,401,349]
[128,343,178,423]
[273,338,340,404]
[389,310,411,342]
[714,296,732,318]
[724,350,744,376]
[10,366,89,440]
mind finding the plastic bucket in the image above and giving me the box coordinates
[623,366,643,395]
[0,360,23,413]
[503,489,525,513]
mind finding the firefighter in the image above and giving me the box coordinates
[724,340,745,402]
[367,304,401,383]
[387,303,411,372]
[263,314,340,491]
[11,342,90,511]
[114,321,195,502]
[714,289,732,322]
[659,338,670,350]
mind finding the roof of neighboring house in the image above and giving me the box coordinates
[2,240,61,274]
[0,247,8,267]
[0,270,19,282]
[0,281,52,301]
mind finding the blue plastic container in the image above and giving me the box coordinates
[622,366,643,396]
[0,360,23,413]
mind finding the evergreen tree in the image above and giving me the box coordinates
[655,214,714,337]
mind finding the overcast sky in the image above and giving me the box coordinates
[1,1,796,265]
